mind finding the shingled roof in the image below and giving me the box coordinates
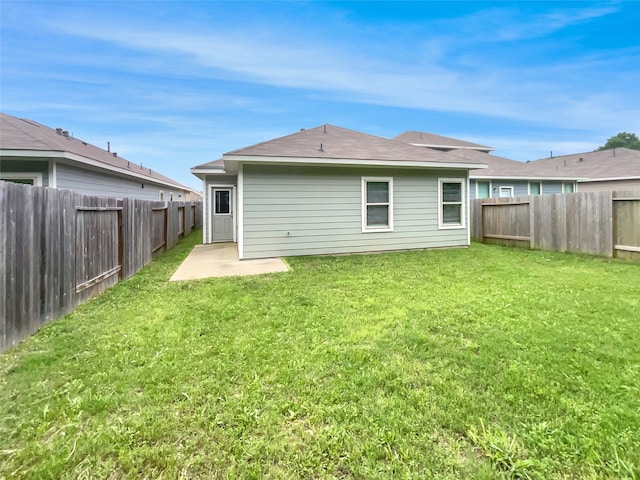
[393,131,494,152]
[221,124,487,167]
[0,112,193,191]
[527,148,640,181]
[446,148,579,180]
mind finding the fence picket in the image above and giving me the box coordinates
[471,190,638,259]
[0,181,202,351]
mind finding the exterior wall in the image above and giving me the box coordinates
[241,164,469,259]
[0,158,50,185]
[56,163,182,200]
[203,174,237,243]
[541,181,564,194]
[577,179,640,192]
[470,179,572,197]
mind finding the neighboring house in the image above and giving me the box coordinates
[191,124,487,259]
[0,112,200,201]
[394,131,578,198]
[452,149,578,198]
[527,148,640,193]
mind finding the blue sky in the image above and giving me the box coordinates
[1,1,639,190]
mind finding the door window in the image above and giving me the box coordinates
[214,190,231,214]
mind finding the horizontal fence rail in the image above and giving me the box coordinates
[0,181,202,352]
[470,190,640,260]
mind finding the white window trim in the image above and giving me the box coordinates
[0,172,43,186]
[476,180,492,199]
[208,184,237,245]
[438,178,466,230]
[159,190,164,201]
[361,176,394,233]
[528,181,542,195]
[499,186,514,197]
[213,188,232,216]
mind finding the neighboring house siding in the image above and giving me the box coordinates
[56,163,175,200]
[242,164,469,259]
[577,179,640,192]
[0,158,50,185]
[541,181,563,194]
[470,179,571,197]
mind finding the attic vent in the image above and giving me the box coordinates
[578,157,583,162]
[300,128,306,131]
[112,152,117,157]
[319,143,324,152]
[56,128,63,135]
[62,130,70,138]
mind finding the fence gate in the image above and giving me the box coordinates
[75,206,123,298]
[151,205,168,255]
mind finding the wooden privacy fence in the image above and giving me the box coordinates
[470,190,640,260]
[0,181,202,352]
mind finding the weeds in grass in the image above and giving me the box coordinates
[1,235,639,479]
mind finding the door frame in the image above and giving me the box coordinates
[208,185,237,243]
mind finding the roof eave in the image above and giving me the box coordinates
[222,154,487,170]
[410,143,495,152]
[470,174,583,181]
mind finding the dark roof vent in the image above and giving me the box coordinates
[56,128,63,135]
[62,130,70,138]
[112,152,117,157]
[578,157,584,162]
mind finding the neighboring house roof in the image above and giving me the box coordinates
[0,112,195,192]
[446,149,579,181]
[195,124,487,173]
[393,131,494,152]
[527,148,640,182]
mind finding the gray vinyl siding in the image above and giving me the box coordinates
[56,163,181,200]
[242,164,469,259]
[205,174,236,186]
[0,158,49,185]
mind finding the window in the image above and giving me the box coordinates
[476,181,490,198]
[214,189,231,214]
[563,182,575,193]
[0,172,43,186]
[499,186,514,198]
[159,191,164,201]
[438,178,465,229]
[529,182,541,195]
[362,177,393,232]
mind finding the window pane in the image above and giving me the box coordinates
[477,182,490,198]
[443,204,461,224]
[367,205,389,227]
[442,183,461,202]
[530,182,541,195]
[215,190,230,214]
[499,187,513,198]
[366,182,389,203]
[10,178,34,185]
[563,183,573,193]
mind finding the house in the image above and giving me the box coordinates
[0,112,200,201]
[191,124,487,259]
[527,148,640,192]
[393,131,579,198]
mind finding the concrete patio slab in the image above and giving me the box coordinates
[170,243,288,281]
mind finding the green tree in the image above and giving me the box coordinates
[597,132,640,151]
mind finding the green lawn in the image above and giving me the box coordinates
[1,232,639,479]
